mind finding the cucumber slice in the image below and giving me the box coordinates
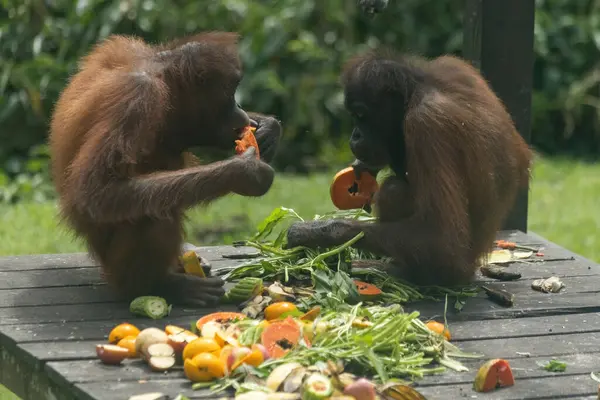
[223,277,264,304]
[129,296,171,319]
[301,373,334,400]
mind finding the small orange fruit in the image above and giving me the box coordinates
[182,337,221,361]
[117,335,138,358]
[184,352,226,382]
[108,323,140,344]
[264,302,298,321]
[425,320,451,341]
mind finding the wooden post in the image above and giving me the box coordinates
[463,0,535,232]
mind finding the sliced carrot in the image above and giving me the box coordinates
[235,126,259,159]
[330,167,379,210]
[473,359,515,392]
[354,280,382,300]
[261,317,302,359]
[196,312,246,331]
[425,320,451,341]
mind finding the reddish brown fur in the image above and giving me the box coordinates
[49,32,279,304]
[286,51,532,286]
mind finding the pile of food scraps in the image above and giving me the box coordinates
[95,205,529,399]
[97,297,479,399]
[98,292,519,399]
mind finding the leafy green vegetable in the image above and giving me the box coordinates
[538,359,567,372]
[258,304,480,383]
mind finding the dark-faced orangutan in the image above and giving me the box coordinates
[286,50,532,287]
[49,32,281,306]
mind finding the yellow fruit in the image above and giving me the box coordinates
[182,337,221,361]
[117,336,138,358]
[108,323,140,344]
[184,353,226,382]
[264,302,298,321]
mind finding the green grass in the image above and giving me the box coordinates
[1,155,599,398]
[0,155,598,261]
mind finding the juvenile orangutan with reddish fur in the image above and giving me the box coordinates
[50,32,281,306]
[286,50,532,286]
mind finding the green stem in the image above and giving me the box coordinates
[298,231,365,269]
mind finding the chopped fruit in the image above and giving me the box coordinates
[473,359,515,392]
[108,323,140,344]
[184,352,226,382]
[96,344,130,365]
[182,337,221,361]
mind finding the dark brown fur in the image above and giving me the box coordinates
[286,50,532,286]
[49,32,281,305]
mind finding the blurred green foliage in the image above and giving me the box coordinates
[0,0,599,202]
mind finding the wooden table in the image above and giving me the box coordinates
[1,230,599,400]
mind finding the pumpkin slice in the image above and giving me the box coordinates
[330,167,379,210]
[473,359,515,392]
[261,317,304,359]
[354,280,382,301]
[235,126,260,159]
[196,312,246,331]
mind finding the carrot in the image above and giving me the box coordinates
[353,280,382,301]
[330,167,379,210]
[495,240,537,252]
[195,312,246,331]
[235,126,260,159]
[473,359,515,392]
[261,317,304,359]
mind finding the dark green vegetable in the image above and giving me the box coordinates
[129,296,171,319]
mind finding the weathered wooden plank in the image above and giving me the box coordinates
[0,246,258,271]
[1,341,79,400]
[0,280,242,308]
[0,268,104,290]
[449,312,600,341]
[0,253,95,271]
[407,290,600,321]
[457,331,600,360]
[74,380,225,400]
[0,302,232,326]
[1,315,212,343]
[475,258,598,281]
[418,373,596,399]
[0,285,117,308]
[0,303,133,325]
[420,353,598,387]
[0,258,252,290]
[473,274,600,295]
